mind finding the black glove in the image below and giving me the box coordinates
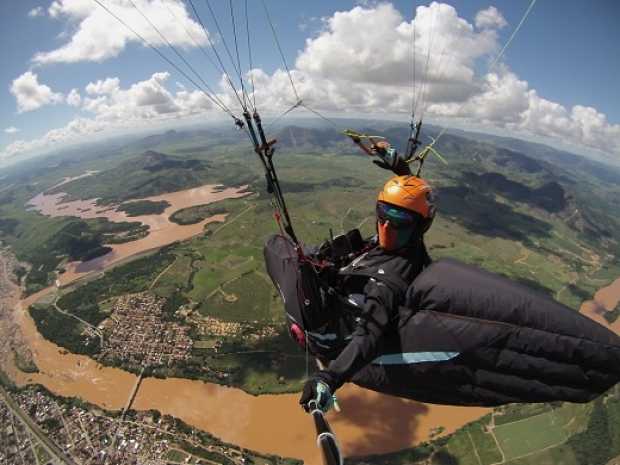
[299,372,338,413]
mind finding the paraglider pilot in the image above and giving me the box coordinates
[299,140,436,412]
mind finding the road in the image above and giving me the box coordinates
[211,203,256,236]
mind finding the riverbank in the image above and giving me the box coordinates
[27,183,251,285]
[0,249,36,375]
[580,277,620,335]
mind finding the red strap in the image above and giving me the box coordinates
[273,210,285,236]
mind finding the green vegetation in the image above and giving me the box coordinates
[0,218,18,236]
[467,420,503,464]
[40,417,61,432]
[118,199,170,216]
[493,403,555,426]
[604,302,620,324]
[30,305,100,356]
[33,443,52,464]
[164,449,189,462]
[12,350,38,373]
[169,204,228,225]
[0,212,148,295]
[180,443,236,465]
[12,264,27,283]
[566,398,618,465]
[0,367,16,390]
[494,411,567,460]
[46,151,233,204]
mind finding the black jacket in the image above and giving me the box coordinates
[322,258,620,406]
[320,241,430,390]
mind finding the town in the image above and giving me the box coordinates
[1,395,41,465]
[97,293,192,368]
[3,385,290,465]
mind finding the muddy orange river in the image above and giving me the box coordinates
[580,277,620,334]
[28,184,249,285]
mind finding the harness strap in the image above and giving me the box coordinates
[273,209,285,236]
[339,269,409,297]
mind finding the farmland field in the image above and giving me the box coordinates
[494,411,568,460]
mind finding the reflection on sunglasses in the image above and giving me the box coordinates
[376,202,416,228]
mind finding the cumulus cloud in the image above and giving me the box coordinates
[4,127,19,134]
[426,68,620,155]
[10,71,64,113]
[298,3,494,88]
[80,72,190,119]
[475,6,507,30]
[516,94,620,155]
[294,2,500,111]
[1,118,104,160]
[34,0,208,64]
[5,2,619,159]
[266,2,618,156]
[66,88,82,106]
[1,72,217,159]
[86,77,120,95]
[28,6,45,18]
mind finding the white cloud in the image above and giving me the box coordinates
[1,118,106,160]
[48,0,92,18]
[252,3,619,156]
[10,71,64,113]
[515,94,620,154]
[432,69,530,123]
[80,72,189,120]
[28,6,45,18]
[295,2,498,102]
[426,68,620,155]
[66,88,82,106]
[475,6,507,30]
[4,2,619,159]
[1,72,218,159]
[34,0,209,64]
[4,127,19,134]
[86,77,120,95]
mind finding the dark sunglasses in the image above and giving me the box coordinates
[376,202,418,228]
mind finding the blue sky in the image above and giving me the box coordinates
[1,0,619,161]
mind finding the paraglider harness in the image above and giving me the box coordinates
[254,114,425,360]
[263,229,412,360]
[242,111,359,356]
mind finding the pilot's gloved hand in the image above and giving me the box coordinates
[300,373,338,413]
[371,142,410,175]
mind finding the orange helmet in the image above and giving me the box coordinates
[376,176,435,251]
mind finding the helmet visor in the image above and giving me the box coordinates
[376,202,417,229]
